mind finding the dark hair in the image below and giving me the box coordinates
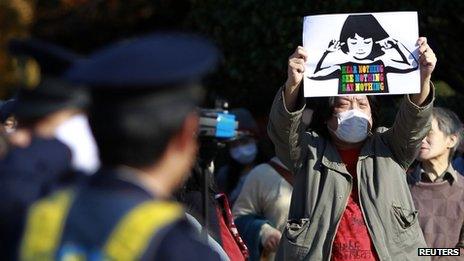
[339,14,389,60]
[432,107,463,158]
[89,85,202,168]
[308,95,379,139]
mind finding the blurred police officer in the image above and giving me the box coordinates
[7,39,99,173]
[19,33,222,260]
[0,39,88,260]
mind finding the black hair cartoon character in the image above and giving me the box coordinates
[309,14,418,94]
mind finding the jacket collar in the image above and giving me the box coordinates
[358,136,375,158]
[117,168,154,195]
[445,164,460,182]
[411,162,460,185]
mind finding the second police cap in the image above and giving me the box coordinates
[8,38,89,119]
[66,32,220,89]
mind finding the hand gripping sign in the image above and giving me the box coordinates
[303,11,420,97]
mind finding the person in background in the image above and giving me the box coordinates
[233,156,292,260]
[0,39,84,261]
[216,107,260,205]
[19,32,222,260]
[269,37,436,260]
[8,39,99,174]
[407,107,464,255]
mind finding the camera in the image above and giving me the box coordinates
[198,96,238,141]
[198,108,237,140]
[196,96,239,165]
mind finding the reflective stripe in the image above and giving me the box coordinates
[103,201,183,260]
[20,189,74,261]
[20,190,183,261]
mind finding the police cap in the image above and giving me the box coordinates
[8,38,89,119]
[65,32,219,89]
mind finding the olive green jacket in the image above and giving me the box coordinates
[269,87,433,261]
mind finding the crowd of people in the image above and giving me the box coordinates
[0,18,463,261]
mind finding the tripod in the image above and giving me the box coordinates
[197,138,226,240]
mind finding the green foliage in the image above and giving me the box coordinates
[182,0,464,117]
[3,0,463,120]
[435,81,456,97]
[434,81,464,120]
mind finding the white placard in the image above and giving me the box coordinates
[303,12,419,97]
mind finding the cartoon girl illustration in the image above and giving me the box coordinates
[309,14,418,94]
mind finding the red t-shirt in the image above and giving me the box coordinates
[331,148,378,261]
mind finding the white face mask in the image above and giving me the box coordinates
[331,109,371,143]
[229,142,257,165]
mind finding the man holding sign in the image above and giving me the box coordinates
[268,11,436,261]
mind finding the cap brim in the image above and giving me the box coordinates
[66,32,220,88]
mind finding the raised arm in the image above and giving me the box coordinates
[382,37,437,169]
[268,47,309,170]
[411,37,436,106]
[284,46,308,111]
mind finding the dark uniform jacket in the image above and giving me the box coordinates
[20,168,220,261]
[0,137,73,260]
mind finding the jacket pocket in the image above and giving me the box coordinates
[277,218,311,260]
[391,204,419,244]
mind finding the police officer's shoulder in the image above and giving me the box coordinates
[65,32,220,89]
[1,137,72,175]
[147,218,221,261]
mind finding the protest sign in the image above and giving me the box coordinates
[303,12,419,97]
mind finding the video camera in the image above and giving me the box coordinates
[198,96,240,142]
[198,108,238,141]
[197,98,239,165]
